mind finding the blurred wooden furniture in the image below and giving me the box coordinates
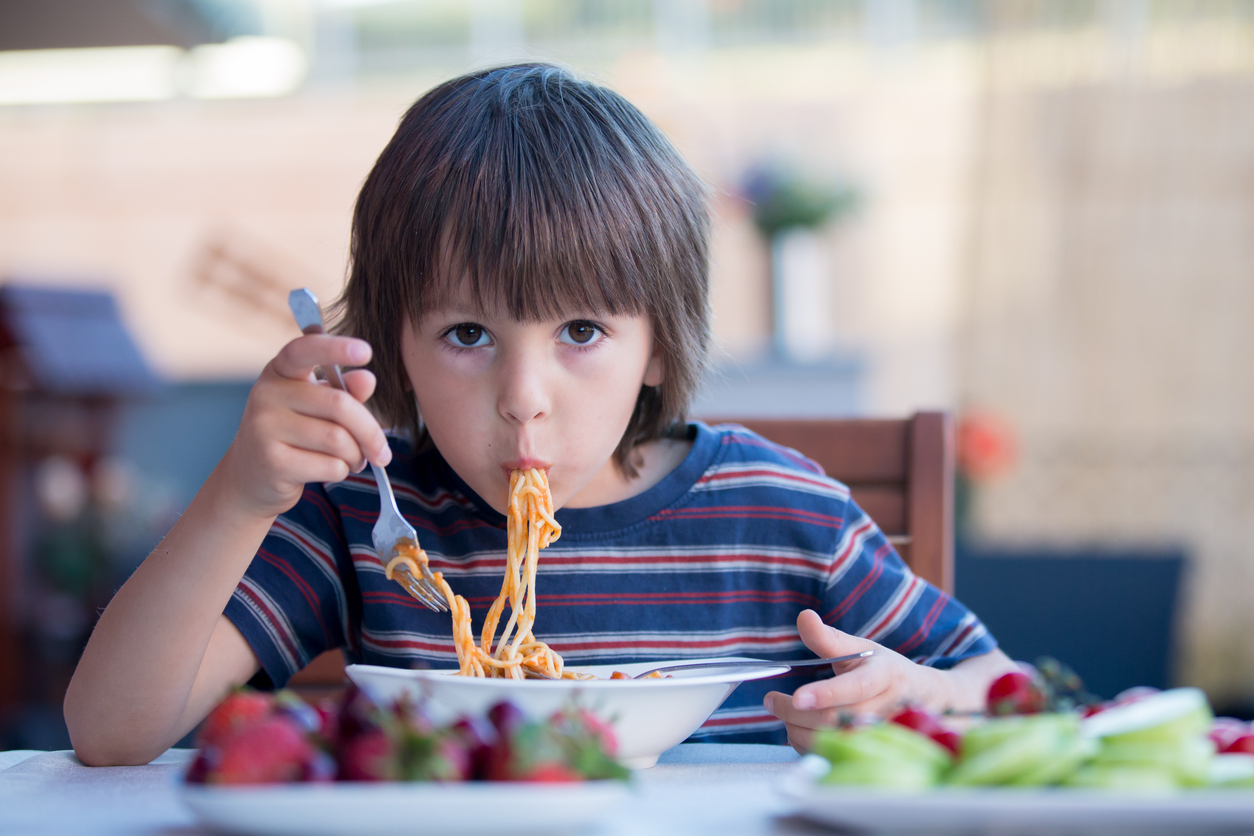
[0,285,160,723]
[701,412,955,594]
[287,410,956,691]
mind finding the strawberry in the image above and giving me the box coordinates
[987,670,1047,716]
[209,717,315,785]
[888,706,939,735]
[449,716,495,780]
[336,685,381,743]
[888,706,960,756]
[197,691,273,749]
[930,729,962,756]
[522,762,581,782]
[184,747,217,784]
[561,708,618,757]
[338,727,395,781]
[488,702,525,738]
[1224,733,1254,755]
[1210,717,1250,752]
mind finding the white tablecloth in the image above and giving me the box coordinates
[0,743,811,835]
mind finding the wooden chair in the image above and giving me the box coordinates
[287,410,955,691]
[698,412,955,593]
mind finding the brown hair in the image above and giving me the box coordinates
[335,63,710,476]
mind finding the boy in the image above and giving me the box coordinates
[65,64,1014,765]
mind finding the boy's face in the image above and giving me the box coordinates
[400,284,663,514]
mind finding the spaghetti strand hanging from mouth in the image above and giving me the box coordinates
[387,468,582,679]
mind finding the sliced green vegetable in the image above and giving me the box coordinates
[1065,764,1179,791]
[1008,733,1098,787]
[1209,754,1254,788]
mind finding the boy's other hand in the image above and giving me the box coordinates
[221,335,392,520]
[763,609,949,753]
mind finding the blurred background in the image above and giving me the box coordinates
[2,0,1253,747]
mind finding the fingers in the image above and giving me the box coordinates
[796,609,875,659]
[271,335,372,384]
[765,665,895,754]
[271,412,371,474]
[255,370,391,469]
[343,369,376,404]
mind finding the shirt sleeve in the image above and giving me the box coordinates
[820,498,997,669]
[223,484,356,688]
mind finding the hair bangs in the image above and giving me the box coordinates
[411,70,672,324]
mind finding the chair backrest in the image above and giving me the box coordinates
[697,412,955,593]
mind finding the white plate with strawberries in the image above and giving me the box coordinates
[181,780,629,836]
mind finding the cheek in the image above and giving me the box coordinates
[562,355,646,416]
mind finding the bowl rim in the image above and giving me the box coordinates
[346,656,791,689]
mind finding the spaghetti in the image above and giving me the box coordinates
[386,468,585,679]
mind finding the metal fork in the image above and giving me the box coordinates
[288,288,448,611]
[518,651,876,681]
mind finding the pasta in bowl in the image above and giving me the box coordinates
[347,658,788,769]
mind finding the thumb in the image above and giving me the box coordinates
[796,609,874,659]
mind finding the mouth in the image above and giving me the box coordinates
[501,458,552,480]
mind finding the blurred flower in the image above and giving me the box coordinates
[740,160,860,240]
[957,411,1018,482]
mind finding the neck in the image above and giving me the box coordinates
[565,436,693,508]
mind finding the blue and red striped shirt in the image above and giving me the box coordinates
[225,422,996,743]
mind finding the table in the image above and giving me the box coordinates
[0,743,820,836]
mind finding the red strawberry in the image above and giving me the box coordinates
[930,729,961,756]
[1210,718,1250,752]
[184,747,217,784]
[483,733,515,781]
[987,671,1046,716]
[569,708,618,757]
[889,706,939,735]
[312,700,339,742]
[522,762,581,782]
[338,728,395,781]
[450,717,495,780]
[198,691,273,749]
[888,706,960,756]
[488,702,525,738]
[1224,733,1254,755]
[209,717,314,785]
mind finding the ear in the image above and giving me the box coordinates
[642,346,664,388]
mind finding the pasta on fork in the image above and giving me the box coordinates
[385,468,587,679]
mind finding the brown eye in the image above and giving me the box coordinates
[562,321,600,345]
[447,323,489,347]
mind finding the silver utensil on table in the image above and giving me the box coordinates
[519,650,874,680]
[288,288,448,612]
[631,651,873,679]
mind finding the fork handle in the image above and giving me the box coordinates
[289,288,348,391]
[370,462,402,515]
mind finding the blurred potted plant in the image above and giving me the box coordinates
[742,162,860,362]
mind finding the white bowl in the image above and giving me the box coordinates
[346,657,788,769]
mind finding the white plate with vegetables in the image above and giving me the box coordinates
[781,679,1254,833]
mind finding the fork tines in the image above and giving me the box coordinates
[394,563,449,612]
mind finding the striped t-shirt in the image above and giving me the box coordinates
[225,421,996,744]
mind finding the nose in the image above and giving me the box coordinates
[496,346,551,426]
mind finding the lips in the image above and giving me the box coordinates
[501,458,551,478]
